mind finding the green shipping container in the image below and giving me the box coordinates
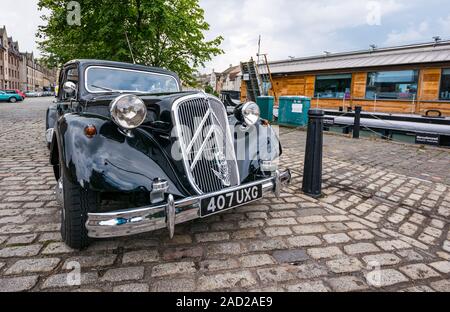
[256,96,274,121]
[278,96,311,127]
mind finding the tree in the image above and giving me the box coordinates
[37,0,223,85]
[204,85,214,94]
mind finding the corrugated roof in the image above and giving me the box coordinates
[259,41,450,75]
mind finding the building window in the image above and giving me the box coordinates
[315,74,352,99]
[366,70,418,100]
[440,69,450,101]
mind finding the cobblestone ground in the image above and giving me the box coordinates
[0,98,449,292]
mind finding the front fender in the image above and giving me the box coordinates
[230,117,282,183]
[46,104,58,130]
[56,113,187,197]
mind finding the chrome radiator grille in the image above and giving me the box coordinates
[173,95,240,194]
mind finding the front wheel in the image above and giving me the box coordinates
[9,97,17,103]
[58,168,100,250]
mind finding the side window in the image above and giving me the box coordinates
[440,69,450,100]
[59,66,79,101]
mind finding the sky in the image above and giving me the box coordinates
[1,0,449,73]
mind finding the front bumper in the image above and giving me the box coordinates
[86,170,291,238]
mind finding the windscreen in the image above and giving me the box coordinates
[85,66,180,94]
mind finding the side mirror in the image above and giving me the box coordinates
[63,81,77,97]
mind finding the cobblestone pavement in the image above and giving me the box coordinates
[0,98,449,292]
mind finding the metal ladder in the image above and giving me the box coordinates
[241,58,262,102]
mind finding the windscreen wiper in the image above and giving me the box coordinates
[89,85,151,94]
[89,84,120,92]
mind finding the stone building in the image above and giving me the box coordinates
[0,26,22,90]
[220,65,241,92]
[210,65,241,94]
[1,26,57,92]
[21,52,57,92]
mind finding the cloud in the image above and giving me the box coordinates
[0,0,47,55]
[383,12,450,46]
[1,0,449,73]
[438,15,450,33]
[384,21,430,45]
[200,0,408,72]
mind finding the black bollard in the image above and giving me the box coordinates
[302,109,324,198]
[353,106,362,139]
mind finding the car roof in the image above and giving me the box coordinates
[64,59,179,78]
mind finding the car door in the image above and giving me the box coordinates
[10,91,20,100]
[0,91,7,101]
[46,65,79,132]
[5,90,18,100]
[57,65,80,113]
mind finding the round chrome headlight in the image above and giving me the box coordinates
[241,102,260,126]
[110,94,147,129]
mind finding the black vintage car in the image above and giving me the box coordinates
[46,60,291,249]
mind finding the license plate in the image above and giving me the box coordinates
[200,184,263,217]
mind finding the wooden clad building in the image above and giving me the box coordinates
[241,41,450,116]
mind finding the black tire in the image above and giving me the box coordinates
[60,168,100,250]
[9,97,17,103]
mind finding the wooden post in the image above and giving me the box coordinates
[263,54,277,105]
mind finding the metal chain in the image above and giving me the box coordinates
[365,112,424,133]
[278,110,424,145]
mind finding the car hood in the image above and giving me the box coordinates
[82,91,204,129]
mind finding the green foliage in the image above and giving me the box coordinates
[37,0,223,85]
[204,84,214,94]
[204,85,219,97]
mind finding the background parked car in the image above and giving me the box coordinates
[2,89,26,99]
[25,91,38,97]
[0,90,23,103]
[1,89,25,100]
[42,91,55,97]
